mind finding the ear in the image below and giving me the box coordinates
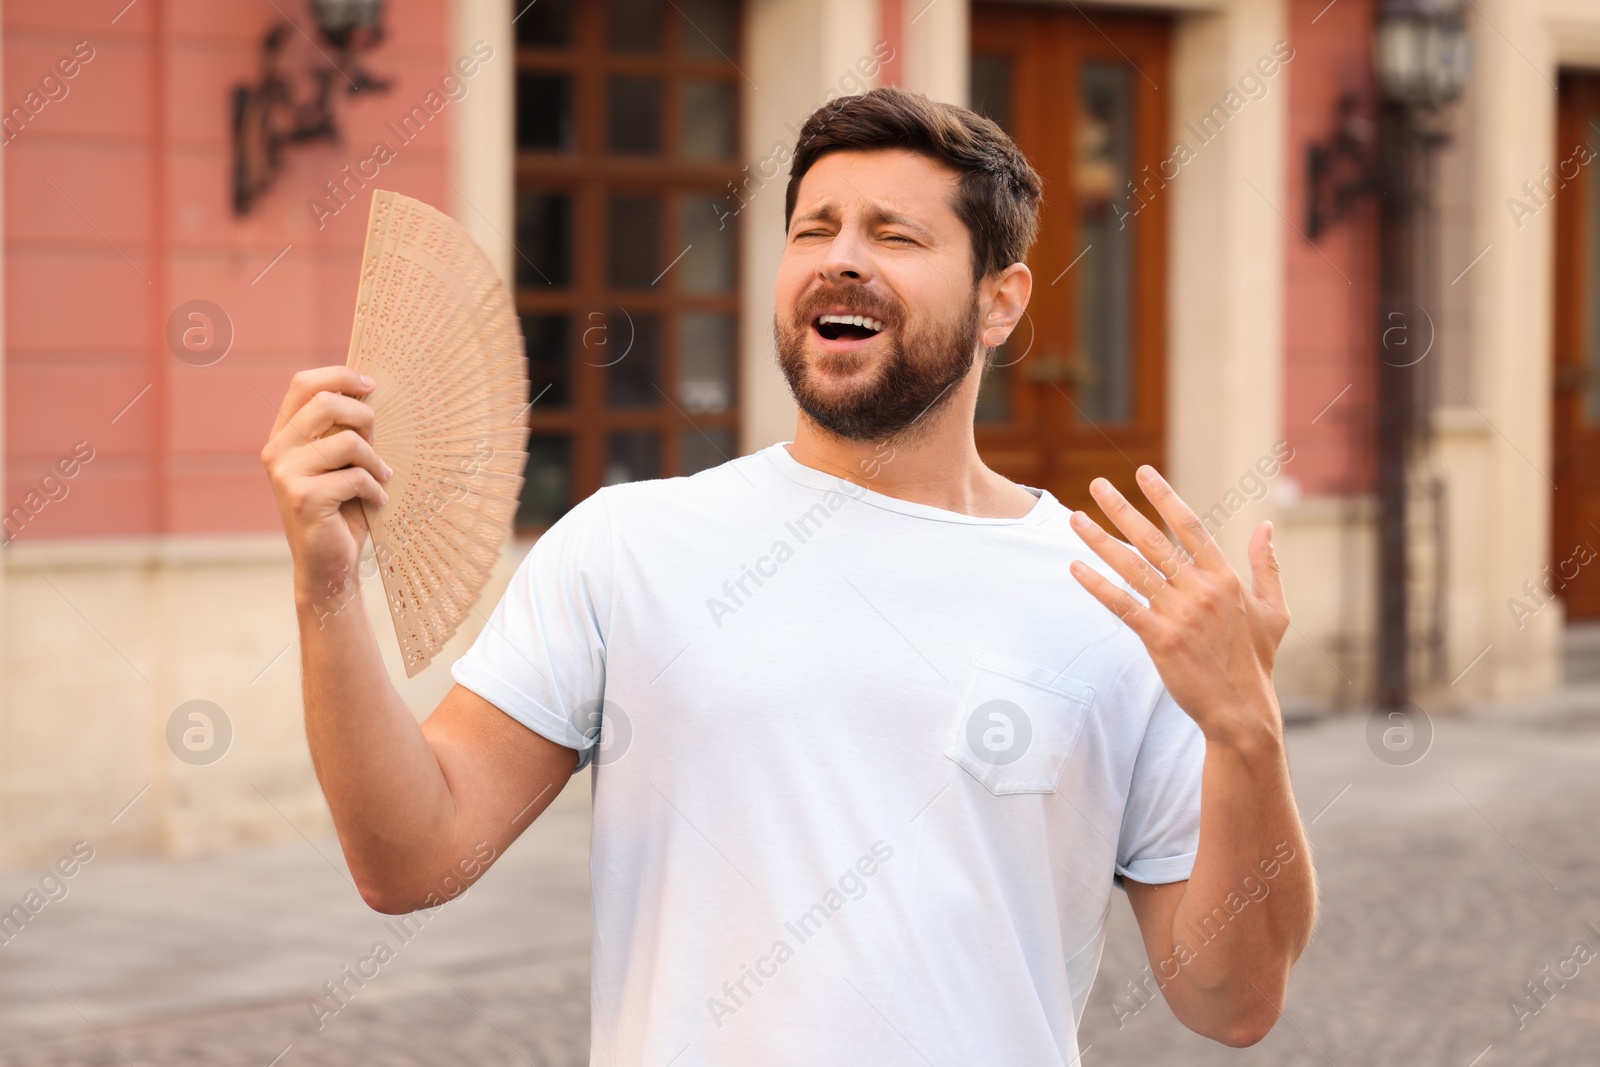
[978,262,1033,348]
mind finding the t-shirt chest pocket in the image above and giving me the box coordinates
[943,652,1095,795]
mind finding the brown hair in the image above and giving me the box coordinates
[784,86,1043,282]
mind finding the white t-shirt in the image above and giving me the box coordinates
[451,441,1206,1066]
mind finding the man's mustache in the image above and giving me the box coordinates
[794,289,903,329]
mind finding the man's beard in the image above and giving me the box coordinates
[773,290,981,443]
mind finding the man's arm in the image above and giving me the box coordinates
[1121,730,1313,1045]
[264,366,577,914]
[1068,466,1317,1046]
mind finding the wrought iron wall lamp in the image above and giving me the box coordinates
[231,0,392,215]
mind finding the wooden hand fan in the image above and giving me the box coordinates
[343,189,530,677]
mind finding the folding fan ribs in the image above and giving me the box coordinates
[343,189,530,677]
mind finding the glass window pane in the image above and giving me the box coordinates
[517,72,573,151]
[516,191,571,288]
[605,314,662,407]
[677,0,737,59]
[515,0,573,47]
[608,0,663,53]
[679,196,735,293]
[681,79,736,159]
[606,431,661,484]
[1074,62,1134,424]
[608,196,662,288]
[518,434,572,527]
[522,314,572,408]
[682,427,734,474]
[970,54,1013,134]
[609,76,663,154]
[678,312,733,412]
[577,307,637,371]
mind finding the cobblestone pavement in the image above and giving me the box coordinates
[0,956,590,1067]
[5,701,1600,1066]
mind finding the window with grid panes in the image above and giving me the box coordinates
[514,0,742,530]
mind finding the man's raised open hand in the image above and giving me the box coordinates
[1067,465,1290,746]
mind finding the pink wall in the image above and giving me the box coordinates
[4,0,1381,540]
[4,0,455,539]
[1283,0,1380,497]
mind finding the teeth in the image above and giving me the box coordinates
[818,314,884,332]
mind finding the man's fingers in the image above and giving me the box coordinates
[271,366,374,438]
[291,467,388,517]
[1133,466,1226,570]
[1070,510,1166,599]
[1069,559,1153,634]
[1248,520,1289,618]
[283,392,378,451]
[285,428,391,486]
[1088,477,1183,577]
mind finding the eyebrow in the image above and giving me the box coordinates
[790,202,938,241]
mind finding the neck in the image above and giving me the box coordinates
[785,375,1037,519]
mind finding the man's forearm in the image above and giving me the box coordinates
[296,575,458,909]
[1157,716,1317,1041]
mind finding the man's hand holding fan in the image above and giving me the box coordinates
[263,190,531,676]
[261,365,391,612]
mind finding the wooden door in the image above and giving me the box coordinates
[1553,73,1600,618]
[970,4,1170,523]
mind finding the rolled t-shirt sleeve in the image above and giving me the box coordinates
[1114,687,1207,885]
[450,488,615,772]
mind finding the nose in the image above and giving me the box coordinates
[818,225,873,286]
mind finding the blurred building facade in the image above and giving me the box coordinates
[0,0,1594,868]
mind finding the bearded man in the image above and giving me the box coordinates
[262,86,1316,1066]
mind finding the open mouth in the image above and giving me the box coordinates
[813,313,886,342]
